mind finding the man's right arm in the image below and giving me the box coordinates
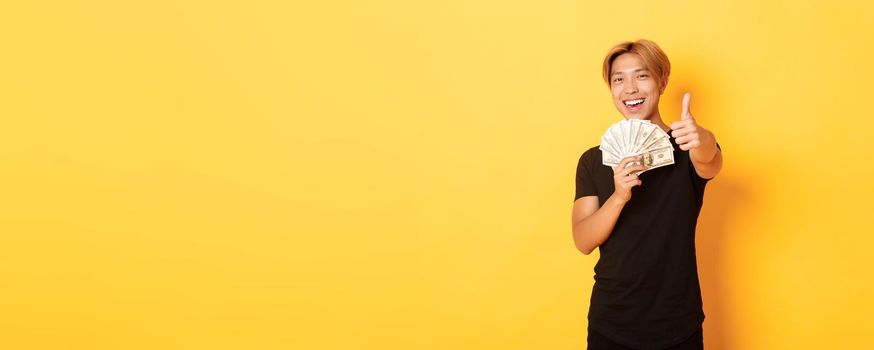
[571,194,628,255]
[571,156,644,255]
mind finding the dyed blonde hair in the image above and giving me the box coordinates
[602,39,671,88]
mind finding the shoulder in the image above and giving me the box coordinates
[577,146,601,170]
[580,146,601,162]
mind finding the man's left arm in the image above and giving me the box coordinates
[670,93,723,180]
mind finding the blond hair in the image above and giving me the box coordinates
[602,39,671,88]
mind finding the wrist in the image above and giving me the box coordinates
[608,192,629,206]
[692,129,718,161]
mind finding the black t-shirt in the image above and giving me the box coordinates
[574,132,720,350]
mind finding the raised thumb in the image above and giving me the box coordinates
[681,93,692,120]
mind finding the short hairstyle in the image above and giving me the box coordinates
[602,39,671,87]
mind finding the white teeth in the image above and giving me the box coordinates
[624,98,644,106]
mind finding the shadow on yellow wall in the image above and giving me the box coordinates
[671,55,751,350]
[698,176,748,350]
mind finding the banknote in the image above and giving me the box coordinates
[599,119,675,174]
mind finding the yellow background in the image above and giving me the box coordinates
[1,1,872,349]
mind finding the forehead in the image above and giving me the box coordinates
[611,53,649,75]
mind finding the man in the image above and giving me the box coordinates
[571,39,723,350]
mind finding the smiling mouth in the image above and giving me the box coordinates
[623,98,645,106]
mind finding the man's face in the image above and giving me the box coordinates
[609,53,665,120]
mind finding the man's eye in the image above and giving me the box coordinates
[613,78,622,83]
[638,74,648,78]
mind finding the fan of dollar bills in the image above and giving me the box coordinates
[600,119,675,175]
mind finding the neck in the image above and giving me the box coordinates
[644,110,670,133]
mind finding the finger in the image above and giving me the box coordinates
[621,164,646,177]
[621,175,640,187]
[678,141,699,150]
[670,119,693,130]
[675,134,697,144]
[671,128,692,138]
[681,92,691,120]
[685,140,700,149]
[615,156,642,174]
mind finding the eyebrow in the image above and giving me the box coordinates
[612,68,649,77]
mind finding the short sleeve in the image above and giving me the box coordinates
[691,142,721,186]
[574,150,598,201]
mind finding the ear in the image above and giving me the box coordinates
[658,77,668,95]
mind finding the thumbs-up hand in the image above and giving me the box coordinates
[670,92,714,151]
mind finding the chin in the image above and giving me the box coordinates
[620,113,643,120]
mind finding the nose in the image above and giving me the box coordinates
[624,79,638,95]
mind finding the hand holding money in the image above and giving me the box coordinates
[670,93,715,151]
[612,156,646,203]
